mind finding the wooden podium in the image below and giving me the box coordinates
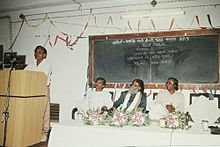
[0,70,47,147]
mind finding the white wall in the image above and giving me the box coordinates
[0,0,220,123]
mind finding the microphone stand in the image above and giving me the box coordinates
[1,65,14,146]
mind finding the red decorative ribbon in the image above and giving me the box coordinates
[207,14,215,29]
[203,86,208,93]
[192,86,197,94]
[195,16,206,29]
[49,9,93,50]
[146,89,152,97]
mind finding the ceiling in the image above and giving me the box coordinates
[0,0,113,13]
[1,0,219,14]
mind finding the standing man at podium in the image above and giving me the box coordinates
[25,45,52,142]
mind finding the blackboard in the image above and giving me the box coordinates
[89,29,220,86]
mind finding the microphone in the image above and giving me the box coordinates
[10,58,17,64]
[10,57,17,68]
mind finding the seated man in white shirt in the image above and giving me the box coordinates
[149,77,185,120]
[72,77,113,119]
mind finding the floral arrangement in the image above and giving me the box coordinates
[162,111,186,129]
[108,111,129,127]
[82,108,105,125]
[128,109,150,127]
[82,108,150,127]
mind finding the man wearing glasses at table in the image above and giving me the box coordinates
[149,77,185,120]
[112,79,147,112]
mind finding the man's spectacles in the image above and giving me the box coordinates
[166,82,173,85]
[131,83,140,87]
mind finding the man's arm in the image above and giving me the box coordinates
[138,94,147,112]
[113,91,127,109]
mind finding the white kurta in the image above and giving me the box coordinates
[77,90,113,112]
[25,59,52,86]
[149,89,185,120]
[155,89,185,112]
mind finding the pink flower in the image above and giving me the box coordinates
[112,112,127,126]
[132,112,145,126]
[89,112,102,125]
[166,114,179,128]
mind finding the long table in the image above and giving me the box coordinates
[48,121,220,147]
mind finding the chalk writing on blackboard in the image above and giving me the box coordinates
[90,30,219,86]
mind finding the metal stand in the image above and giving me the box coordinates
[1,67,13,146]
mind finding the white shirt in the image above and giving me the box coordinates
[154,89,185,112]
[77,90,113,112]
[149,89,185,120]
[25,59,52,86]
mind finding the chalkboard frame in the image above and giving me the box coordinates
[89,29,220,89]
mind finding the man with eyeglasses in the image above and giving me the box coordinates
[112,79,147,112]
[149,77,185,120]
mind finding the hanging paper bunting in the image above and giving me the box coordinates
[127,20,134,32]
[48,9,92,50]
[44,34,50,47]
[48,35,53,47]
[93,14,105,33]
[68,9,92,47]
[195,16,206,29]
[24,14,48,27]
[207,14,215,29]
[93,14,127,33]
[203,86,208,93]
[49,33,67,47]
[108,16,127,33]
[68,21,89,47]
[150,19,156,30]
[146,89,152,97]
[192,86,197,94]
[7,17,25,51]
[168,18,174,30]
[195,16,201,27]
[138,20,141,32]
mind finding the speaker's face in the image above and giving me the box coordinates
[34,48,46,60]
[165,79,175,91]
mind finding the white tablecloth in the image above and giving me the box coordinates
[171,124,220,146]
[48,121,220,147]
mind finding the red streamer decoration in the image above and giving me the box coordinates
[195,16,200,27]
[48,9,93,50]
[203,86,208,93]
[207,14,215,29]
[146,89,152,97]
[192,86,197,94]
[195,16,206,29]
